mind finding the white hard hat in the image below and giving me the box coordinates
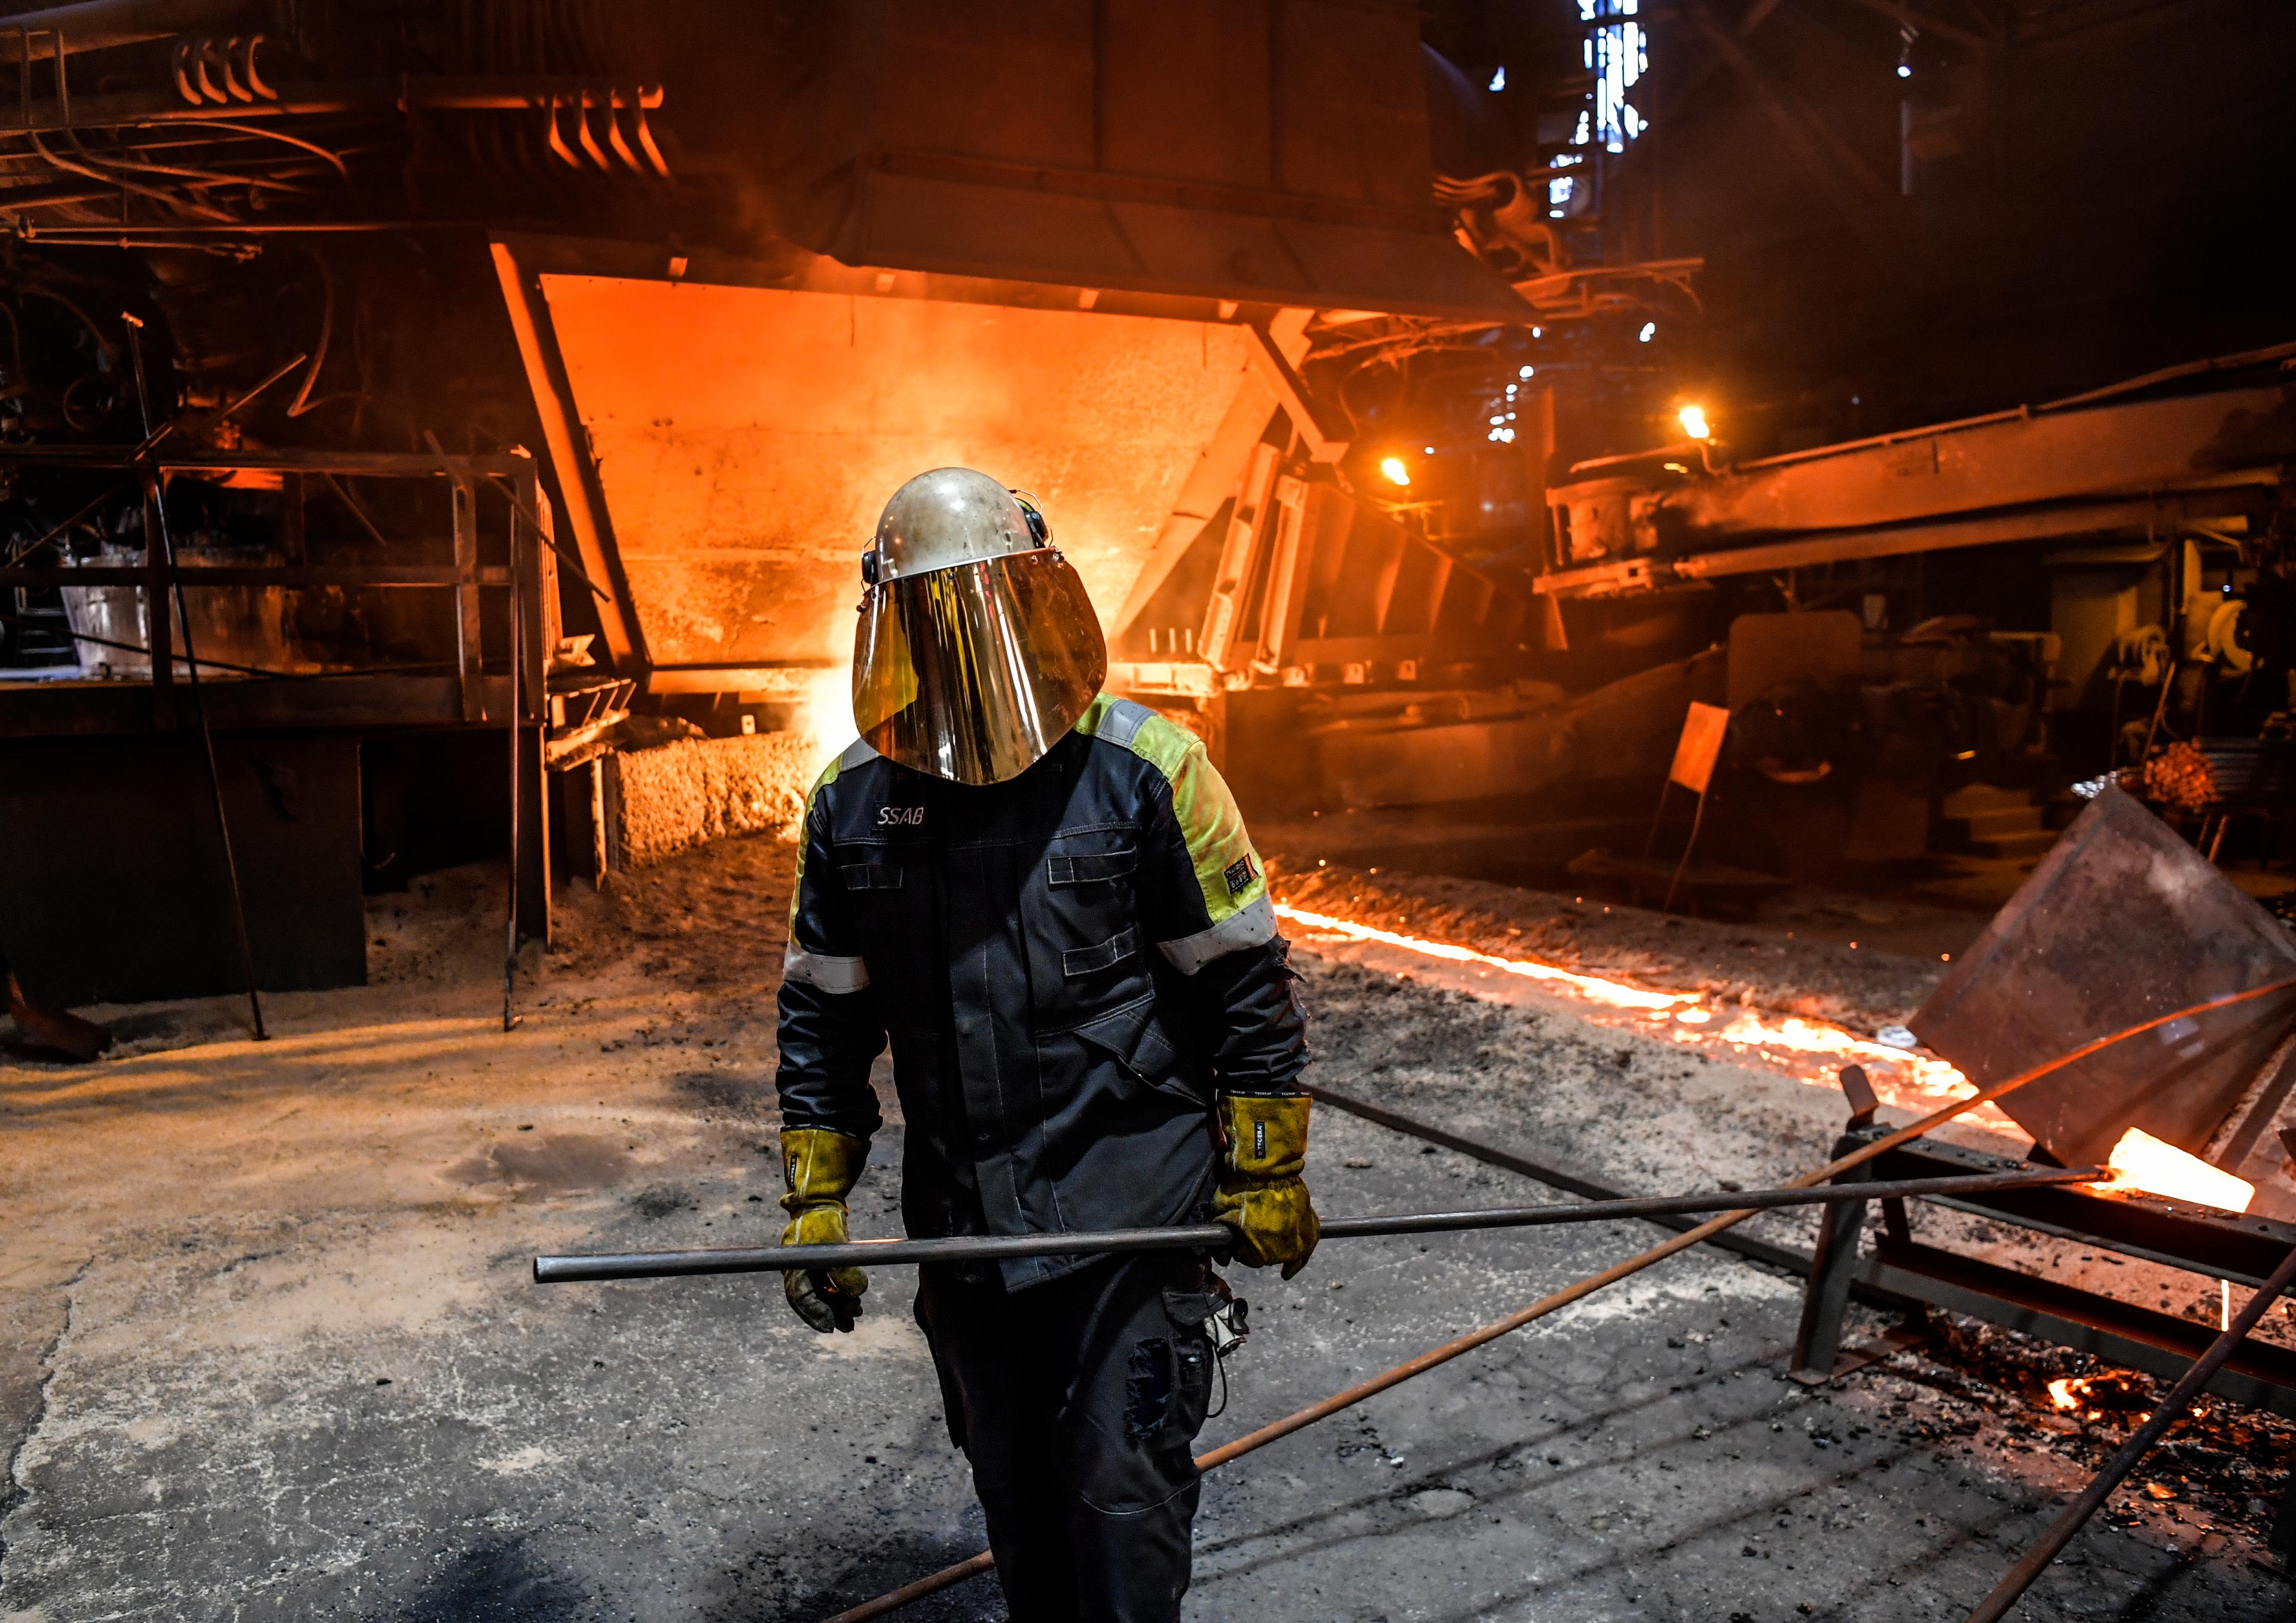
[851,468,1107,785]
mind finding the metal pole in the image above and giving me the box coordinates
[810,974,2296,1623]
[1660,780,1711,914]
[503,478,520,1033]
[1963,1243,2296,1622]
[533,1167,2099,1284]
[122,316,265,1041]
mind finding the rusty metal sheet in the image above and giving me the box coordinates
[1910,786,2296,1169]
[537,275,1259,675]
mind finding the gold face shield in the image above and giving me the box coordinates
[851,547,1107,786]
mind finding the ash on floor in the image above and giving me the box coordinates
[0,829,2288,1622]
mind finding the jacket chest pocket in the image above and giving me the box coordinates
[1047,847,1137,888]
[1030,835,1145,1020]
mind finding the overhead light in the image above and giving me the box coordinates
[1638,322,1657,343]
[1379,456,1411,487]
[1488,66,1507,91]
[1519,365,1535,379]
[1897,62,1912,78]
[1422,445,1435,454]
[1678,404,1711,441]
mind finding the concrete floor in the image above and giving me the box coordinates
[2,834,2290,1622]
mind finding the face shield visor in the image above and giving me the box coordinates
[851,547,1107,785]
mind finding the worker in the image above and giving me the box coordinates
[774,467,1317,1621]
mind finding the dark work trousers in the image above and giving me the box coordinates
[913,1250,1219,1623]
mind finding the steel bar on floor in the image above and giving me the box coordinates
[1963,1243,2296,1621]
[810,975,2296,1622]
[533,1168,2099,1283]
[1302,1079,1818,1276]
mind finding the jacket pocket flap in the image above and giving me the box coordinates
[1048,847,1139,886]
[1072,994,1177,1078]
[839,862,903,890]
[1062,925,1139,978]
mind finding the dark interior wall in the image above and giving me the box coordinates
[0,733,365,1006]
[1598,0,2296,447]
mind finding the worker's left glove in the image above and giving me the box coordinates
[778,1127,871,1334]
[1212,1092,1321,1280]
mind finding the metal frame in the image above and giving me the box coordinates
[0,447,549,736]
[1793,1127,2296,1418]
[0,446,556,946]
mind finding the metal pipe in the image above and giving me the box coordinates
[812,975,2296,1622]
[1300,1079,1815,1274]
[534,1167,2101,1283]
[503,477,520,1033]
[1964,1241,2296,1622]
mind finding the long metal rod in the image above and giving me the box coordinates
[122,318,264,1041]
[502,475,520,1033]
[1963,1241,2296,1622]
[814,974,2296,1623]
[534,1167,2098,1285]
[1300,1080,1817,1276]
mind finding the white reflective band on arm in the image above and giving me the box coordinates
[1155,895,1277,975]
[783,939,871,993]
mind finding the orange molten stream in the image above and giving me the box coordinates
[2094,1128,2255,1213]
[1273,900,1995,1121]
[1274,901,2269,1207]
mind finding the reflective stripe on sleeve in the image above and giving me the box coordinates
[783,938,871,993]
[1155,893,1277,975]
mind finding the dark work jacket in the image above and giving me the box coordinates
[774,694,1308,1290]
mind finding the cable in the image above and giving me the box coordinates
[285,248,332,417]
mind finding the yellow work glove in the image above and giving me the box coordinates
[779,1127,871,1333]
[1211,1093,1321,1280]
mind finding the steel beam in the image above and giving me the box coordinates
[488,239,642,668]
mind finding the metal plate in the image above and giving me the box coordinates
[1910,785,2296,1168]
[538,275,1256,675]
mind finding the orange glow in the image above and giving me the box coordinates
[796,663,859,755]
[2044,1372,2148,1422]
[1678,404,1712,441]
[1274,902,1684,1011]
[1274,898,2015,1133]
[2096,1128,2254,1212]
[1379,456,1412,487]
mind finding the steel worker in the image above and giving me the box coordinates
[774,467,1317,1621]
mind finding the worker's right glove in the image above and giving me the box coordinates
[778,1126,871,1334]
[1212,1092,1321,1280]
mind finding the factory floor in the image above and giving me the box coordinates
[2,832,2292,1622]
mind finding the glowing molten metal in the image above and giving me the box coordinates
[1271,901,2008,1125]
[2095,1128,2254,1213]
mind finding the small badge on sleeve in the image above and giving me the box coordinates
[1223,853,1259,896]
